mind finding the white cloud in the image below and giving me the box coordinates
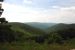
[1,2,75,23]
[23,0,33,4]
[2,3,47,22]
[51,6,75,10]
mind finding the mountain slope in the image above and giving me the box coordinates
[8,22,46,35]
[48,23,75,32]
[25,22,56,30]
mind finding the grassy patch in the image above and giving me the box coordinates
[0,42,75,50]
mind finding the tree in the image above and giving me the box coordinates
[0,0,4,2]
[0,0,16,43]
[47,33,64,44]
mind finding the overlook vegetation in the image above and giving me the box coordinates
[0,22,75,50]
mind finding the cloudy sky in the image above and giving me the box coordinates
[1,0,75,23]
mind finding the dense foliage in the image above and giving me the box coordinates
[0,22,75,44]
[0,22,75,50]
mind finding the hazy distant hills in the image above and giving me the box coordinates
[8,22,75,35]
[47,23,75,32]
[8,22,46,36]
[8,22,75,33]
[4,22,75,43]
[25,22,57,30]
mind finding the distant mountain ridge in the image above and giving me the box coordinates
[25,22,57,30]
[47,23,75,32]
[8,22,46,35]
[2,22,75,45]
[8,22,75,35]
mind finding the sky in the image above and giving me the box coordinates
[1,0,75,23]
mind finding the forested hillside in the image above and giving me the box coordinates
[26,22,56,30]
[47,23,72,32]
[47,23,75,44]
[0,22,75,50]
[9,22,46,35]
